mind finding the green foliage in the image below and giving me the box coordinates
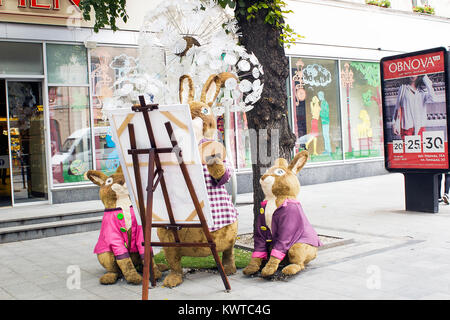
[413,5,435,15]
[217,0,236,9]
[350,62,380,88]
[153,248,252,269]
[79,0,128,32]
[217,0,303,48]
[362,89,373,107]
[365,0,391,8]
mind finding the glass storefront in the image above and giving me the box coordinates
[289,56,384,165]
[0,40,385,207]
[0,42,48,207]
[0,78,48,206]
[235,112,252,170]
[339,60,383,159]
[90,46,139,176]
[49,86,92,184]
[0,80,9,206]
[46,44,91,185]
[46,44,88,85]
[47,45,141,185]
[290,57,343,162]
[0,42,43,75]
[8,81,47,203]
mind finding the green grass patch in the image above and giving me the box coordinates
[154,248,252,269]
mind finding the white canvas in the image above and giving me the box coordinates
[107,104,212,227]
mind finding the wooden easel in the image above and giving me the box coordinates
[127,96,231,301]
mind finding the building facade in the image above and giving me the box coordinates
[0,0,449,208]
[0,0,148,207]
[231,0,450,193]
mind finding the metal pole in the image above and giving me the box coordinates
[223,104,237,205]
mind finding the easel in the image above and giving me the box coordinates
[127,96,231,300]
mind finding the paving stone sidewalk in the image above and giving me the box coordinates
[1,173,450,300]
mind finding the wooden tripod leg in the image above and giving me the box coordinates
[142,222,151,300]
[128,123,147,230]
[164,121,231,291]
[209,243,231,291]
[142,149,156,300]
[127,123,152,299]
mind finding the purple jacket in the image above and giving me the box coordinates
[252,199,322,261]
[94,206,145,260]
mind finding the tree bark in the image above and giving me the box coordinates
[235,1,297,231]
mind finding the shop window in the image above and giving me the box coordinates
[340,61,383,159]
[89,46,139,175]
[217,113,238,170]
[290,57,343,162]
[48,86,92,184]
[46,44,88,85]
[0,42,43,75]
[236,112,252,170]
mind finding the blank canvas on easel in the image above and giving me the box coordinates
[107,104,213,227]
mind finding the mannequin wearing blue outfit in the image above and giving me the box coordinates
[318,91,331,154]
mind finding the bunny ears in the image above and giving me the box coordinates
[179,75,195,104]
[273,150,309,175]
[179,72,237,107]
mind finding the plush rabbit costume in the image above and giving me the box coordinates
[156,73,238,288]
[243,151,322,277]
[87,167,167,285]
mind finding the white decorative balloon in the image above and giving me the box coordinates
[232,89,241,100]
[172,38,188,55]
[237,60,251,72]
[249,53,260,65]
[224,77,238,90]
[252,67,260,79]
[224,53,238,66]
[239,80,252,93]
[220,96,234,107]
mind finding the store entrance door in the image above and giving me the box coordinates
[2,80,48,206]
[0,80,11,207]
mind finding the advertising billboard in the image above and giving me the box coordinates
[381,47,450,172]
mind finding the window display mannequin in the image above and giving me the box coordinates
[318,91,331,155]
[306,95,320,156]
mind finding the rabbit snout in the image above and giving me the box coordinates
[260,175,275,196]
[260,168,300,198]
[111,182,128,195]
[110,175,128,196]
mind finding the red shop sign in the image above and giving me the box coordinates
[0,0,80,10]
[383,51,445,80]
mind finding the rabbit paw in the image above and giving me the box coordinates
[99,272,119,285]
[157,263,169,272]
[117,257,143,285]
[281,263,304,276]
[152,265,163,280]
[163,272,183,288]
[223,263,237,275]
[207,158,226,180]
[126,272,143,285]
[243,258,263,276]
[261,257,281,277]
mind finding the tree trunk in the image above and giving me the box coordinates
[235,1,297,231]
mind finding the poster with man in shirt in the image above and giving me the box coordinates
[381,47,449,171]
